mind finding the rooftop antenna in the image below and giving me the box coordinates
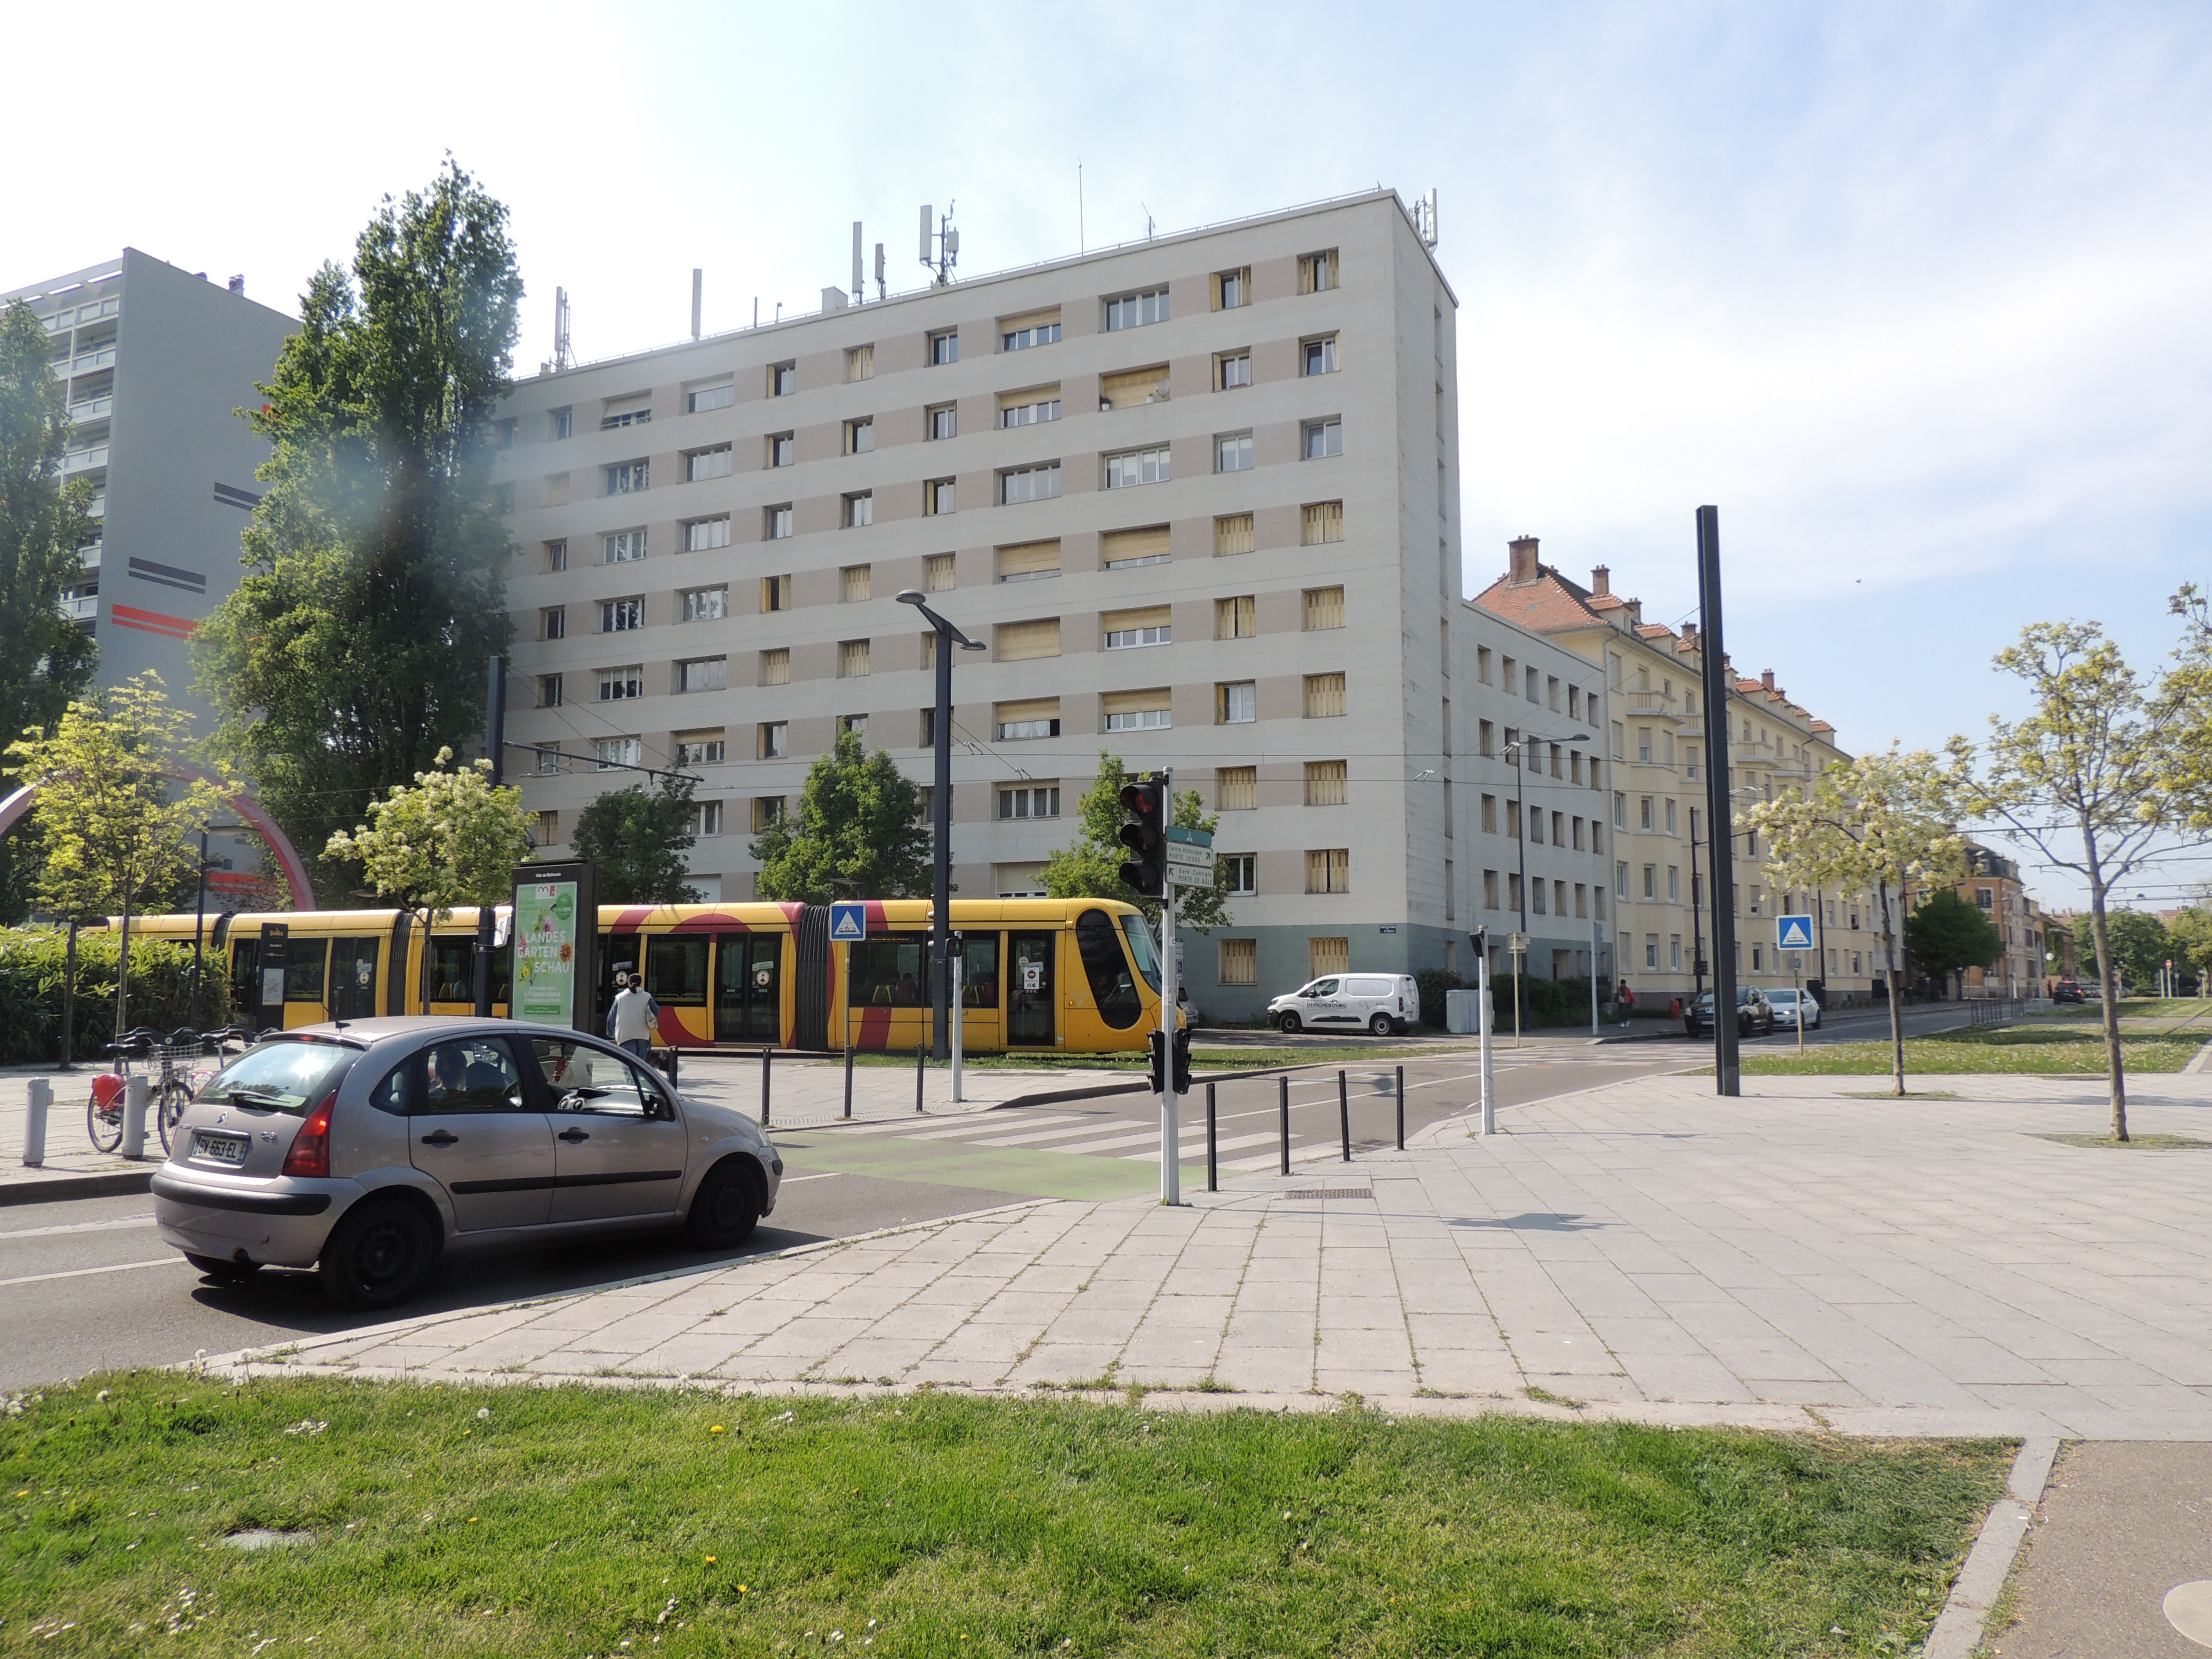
[553,286,574,371]
[874,241,886,301]
[1078,160,1085,253]
[1141,202,1155,240]
[1414,188,1440,248]
[919,201,958,285]
[690,268,702,338]
[851,221,864,305]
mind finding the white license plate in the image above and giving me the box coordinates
[193,1132,248,1166]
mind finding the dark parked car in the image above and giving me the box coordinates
[1684,986,1775,1037]
[2050,980,2085,1004]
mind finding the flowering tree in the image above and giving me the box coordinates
[1742,744,1967,1097]
[325,747,532,923]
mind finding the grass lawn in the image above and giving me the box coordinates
[0,1376,2010,1658]
[1729,1023,2202,1076]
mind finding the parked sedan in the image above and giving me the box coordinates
[1683,986,1775,1037]
[2050,980,2085,1004]
[151,1017,783,1309]
[1765,988,1822,1030]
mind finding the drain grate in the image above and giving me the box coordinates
[1281,1188,1374,1200]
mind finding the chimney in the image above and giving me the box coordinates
[227,275,245,296]
[1761,669,1776,693]
[1590,564,1610,597]
[1680,620,1698,649]
[1508,535,1540,584]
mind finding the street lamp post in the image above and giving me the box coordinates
[897,589,987,1060]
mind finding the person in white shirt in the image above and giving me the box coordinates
[607,973,659,1060]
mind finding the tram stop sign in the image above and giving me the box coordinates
[829,902,867,943]
[1777,914,1815,951]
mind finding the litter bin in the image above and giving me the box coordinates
[1444,988,1482,1034]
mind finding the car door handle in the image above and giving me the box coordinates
[558,1128,590,1142]
[420,1130,459,1146]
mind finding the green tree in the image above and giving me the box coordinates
[750,731,931,901]
[323,746,533,924]
[2100,909,2171,993]
[1039,753,1232,933]
[1902,889,2003,995]
[1742,744,1968,1096]
[192,161,523,903]
[2164,906,2212,992]
[1948,622,2172,1141]
[571,774,701,904]
[3,673,232,1035]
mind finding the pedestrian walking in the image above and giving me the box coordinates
[608,972,659,1060]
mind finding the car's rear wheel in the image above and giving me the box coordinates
[1276,1012,1302,1034]
[685,1158,763,1250]
[1368,1012,1394,1037]
[319,1199,436,1310]
[183,1252,261,1285]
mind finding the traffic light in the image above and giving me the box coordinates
[1118,776,1166,898]
[1147,1027,1192,1094]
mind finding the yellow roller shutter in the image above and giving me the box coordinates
[1101,524,1171,565]
[995,697,1059,724]
[1100,365,1169,409]
[995,540,1061,579]
[1101,687,1170,717]
[994,618,1062,661]
[1101,605,1171,635]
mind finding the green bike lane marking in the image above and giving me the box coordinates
[772,1129,1205,1202]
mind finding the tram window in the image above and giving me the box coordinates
[851,936,927,1007]
[1075,909,1142,1030]
[647,936,709,1007]
[284,940,328,1003]
[230,941,259,1010]
[427,936,511,1006]
[959,935,999,1008]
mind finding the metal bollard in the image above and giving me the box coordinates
[122,1074,149,1160]
[1278,1075,1291,1176]
[1395,1064,1406,1151]
[914,1043,926,1113]
[1205,1082,1217,1193]
[1338,1070,1351,1163]
[759,1046,772,1127]
[24,1079,50,1167]
[843,1045,854,1119]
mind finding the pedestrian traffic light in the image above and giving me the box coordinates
[1118,776,1167,898]
[1147,1027,1192,1094]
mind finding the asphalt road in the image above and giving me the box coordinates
[0,1043,1693,1390]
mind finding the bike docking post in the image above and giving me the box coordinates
[914,1043,926,1113]
[1395,1064,1406,1151]
[842,1043,855,1119]
[758,1047,772,1127]
[122,1075,149,1160]
[23,1080,49,1167]
[1338,1070,1351,1163]
[1278,1075,1291,1176]
[1205,1082,1218,1193]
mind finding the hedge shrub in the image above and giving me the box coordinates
[0,927,233,1065]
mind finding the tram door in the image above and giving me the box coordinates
[1007,931,1057,1046]
[715,934,782,1044]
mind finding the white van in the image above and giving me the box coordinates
[1267,973,1419,1035]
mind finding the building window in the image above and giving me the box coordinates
[1305,760,1348,806]
[839,564,872,603]
[1215,513,1254,555]
[839,639,871,678]
[998,785,1061,819]
[1668,866,1680,902]
[1639,796,1654,830]
[598,664,644,702]
[1000,392,1059,428]
[994,618,1061,661]
[925,553,957,592]
[605,459,649,494]
[1215,595,1255,639]
[758,722,787,759]
[1616,861,1629,897]
[1217,767,1257,811]
[541,605,566,641]
[1219,938,1258,983]
[1484,869,1500,909]
[551,407,573,440]
[996,540,1060,583]
[1642,864,1657,900]
[769,362,796,396]
[677,656,727,694]
[1215,432,1254,472]
[1104,446,1170,488]
[1213,267,1250,309]
[541,538,568,573]
[1302,419,1343,459]
[1000,463,1061,504]
[686,445,732,481]
[687,381,734,413]
[759,647,790,686]
[536,808,559,844]
[760,432,792,469]
[845,417,874,455]
[1103,608,1170,650]
[677,732,726,766]
[1104,288,1169,330]
[537,673,563,709]
[1305,849,1350,894]
[1216,681,1256,724]
[1100,525,1169,568]
[1613,792,1627,828]
[1102,690,1170,732]
[994,698,1060,741]
[601,401,651,430]
[601,598,643,632]
[1299,250,1337,293]
[1481,794,1497,833]
[604,529,647,565]
[845,344,874,382]
[1302,587,1345,630]
[751,795,784,831]
[683,516,730,552]
[596,736,642,771]
[1001,315,1060,351]
[1217,351,1251,389]
[681,585,728,623]
[1303,673,1346,718]
[765,505,793,540]
[1301,500,1344,544]
[929,403,958,439]
[1301,336,1339,376]
[844,492,873,528]
[928,329,959,365]
[925,478,955,515]
[759,574,793,613]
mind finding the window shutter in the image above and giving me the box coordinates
[1214,513,1255,555]
[1302,501,1344,544]
[1215,596,1255,638]
[1101,605,1171,635]
[995,540,1061,579]
[1220,939,1257,985]
[1100,365,1170,408]
[1101,525,1171,564]
[1305,760,1348,806]
[1216,767,1257,810]
[1101,688,1169,717]
[994,618,1062,661]
[759,649,789,686]
[1302,587,1346,630]
[841,565,871,602]
[840,639,871,678]
[995,697,1059,725]
[1303,673,1346,718]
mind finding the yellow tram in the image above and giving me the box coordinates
[117,898,1164,1055]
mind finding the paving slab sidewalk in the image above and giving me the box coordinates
[211,1069,2212,1441]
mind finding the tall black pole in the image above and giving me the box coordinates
[1696,506,1740,1096]
[930,626,952,1060]
[189,828,210,1027]
[473,655,508,1017]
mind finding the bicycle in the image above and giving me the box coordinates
[87,1025,255,1156]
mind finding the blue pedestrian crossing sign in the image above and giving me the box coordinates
[1776,914,1815,951]
[829,902,867,943]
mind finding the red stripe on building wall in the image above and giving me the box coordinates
[111,604,197,638]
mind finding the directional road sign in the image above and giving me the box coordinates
[1776,914,1815,951]
[829,901,867,943]
[1165,825,1214,888]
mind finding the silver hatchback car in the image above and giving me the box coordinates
[151,1017,783,1309]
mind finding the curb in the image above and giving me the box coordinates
[0,1167,156,1208]
[1923,1435,2060,1659]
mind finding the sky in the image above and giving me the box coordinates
[16,0,2212,908]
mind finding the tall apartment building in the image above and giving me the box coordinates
[494,190,1614,1021]
[4,251,295,721]
[1475,539,1882,1008]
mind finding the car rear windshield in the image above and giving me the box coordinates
[194,1038,358,1117]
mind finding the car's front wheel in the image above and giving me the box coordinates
[319,1199,436,1310]
[1276,1011,1302,1034]
[685,1158,764,1250]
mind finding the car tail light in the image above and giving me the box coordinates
[280,1090,337,1178]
